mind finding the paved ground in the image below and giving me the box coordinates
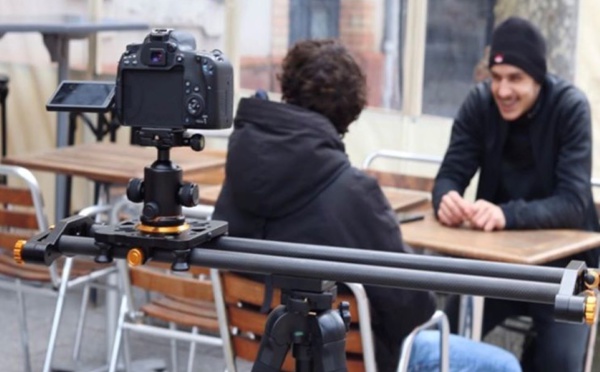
[1,280,598,372]
[0,284,252,372]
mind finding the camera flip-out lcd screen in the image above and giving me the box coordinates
[47,80,115,112]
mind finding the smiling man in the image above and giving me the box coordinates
[432,17,599,372]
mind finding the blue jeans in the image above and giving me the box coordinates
[407,330,522,372]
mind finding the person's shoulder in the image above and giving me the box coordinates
[457,81,493,112]
[331,166,390,208]
[455,81,493,122]
[337,166,381,193]
[465,80,492,102]
[336,167,399,224]
[544,74,589,106]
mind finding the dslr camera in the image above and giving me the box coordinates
[47,28,234,131]
[116,28,233,129]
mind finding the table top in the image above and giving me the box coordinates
[197,184,430,213]
[2,142,226,185]
[401,211,600,265]
[381,186,430,212]
[0,15,148,35]
[198,184,223,205]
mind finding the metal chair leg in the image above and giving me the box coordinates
[72,283,91,360]
[109,294,129,372]
[43,257,74,372]
[16,279,32,372]
[122,324,133,372]
[187,327,199,372]
[210,269,237,372]
[345,283,376,372]
[169,322,178,372]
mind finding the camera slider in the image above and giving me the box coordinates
[252,276,350,372]
[94,219,228,271]
[16,213,228,272]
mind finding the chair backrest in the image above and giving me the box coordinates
[124,262,220,334]
[0,166,46,249]
[212,270,372,372]
[362,150,442,193]
[365,169,436,193]
[0,165,61,284]
[0,165,104,286]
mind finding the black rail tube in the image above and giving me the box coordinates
[56,235,560,304]
[203,236,565,283]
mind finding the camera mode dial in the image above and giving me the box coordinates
[186,94,205,117]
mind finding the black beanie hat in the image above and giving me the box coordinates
[488,17,547,83]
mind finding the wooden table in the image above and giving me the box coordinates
[2,142,226,185]
[381,186,430,212]
[2,142,226,222]
[401,211,600,265]
[198,184,223,205]
[401,210,600,341]
[197,184,430,213]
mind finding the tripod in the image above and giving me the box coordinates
[252,276,351,372]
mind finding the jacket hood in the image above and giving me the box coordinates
[224,98,350,218]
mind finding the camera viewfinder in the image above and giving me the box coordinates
[149,48,166,66]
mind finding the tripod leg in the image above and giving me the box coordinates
[311,310,348,372]
[252,306,297,372]
[252,306,348,372]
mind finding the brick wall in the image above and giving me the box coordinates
[240,0,288,92]
[340,0,383,106]
[239,0,384,106]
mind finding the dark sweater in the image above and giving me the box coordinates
[214,97,436,371]
[432,75,600,267]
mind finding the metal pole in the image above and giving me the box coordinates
[55,235,561,304]
[204,236,565,283]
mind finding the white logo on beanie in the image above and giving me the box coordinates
[494,54,503,64]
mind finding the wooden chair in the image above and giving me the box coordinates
[0,164,118,372]
[362,150,441,215]
[210,270,376,372]
[109,261,223,372]
[362,149,442,193]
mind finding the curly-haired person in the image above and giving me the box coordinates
[214,39,519,371]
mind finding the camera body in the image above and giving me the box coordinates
[115,28,233,129]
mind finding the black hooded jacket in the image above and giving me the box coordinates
[432,75,600,267]
[214,97,436,371]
